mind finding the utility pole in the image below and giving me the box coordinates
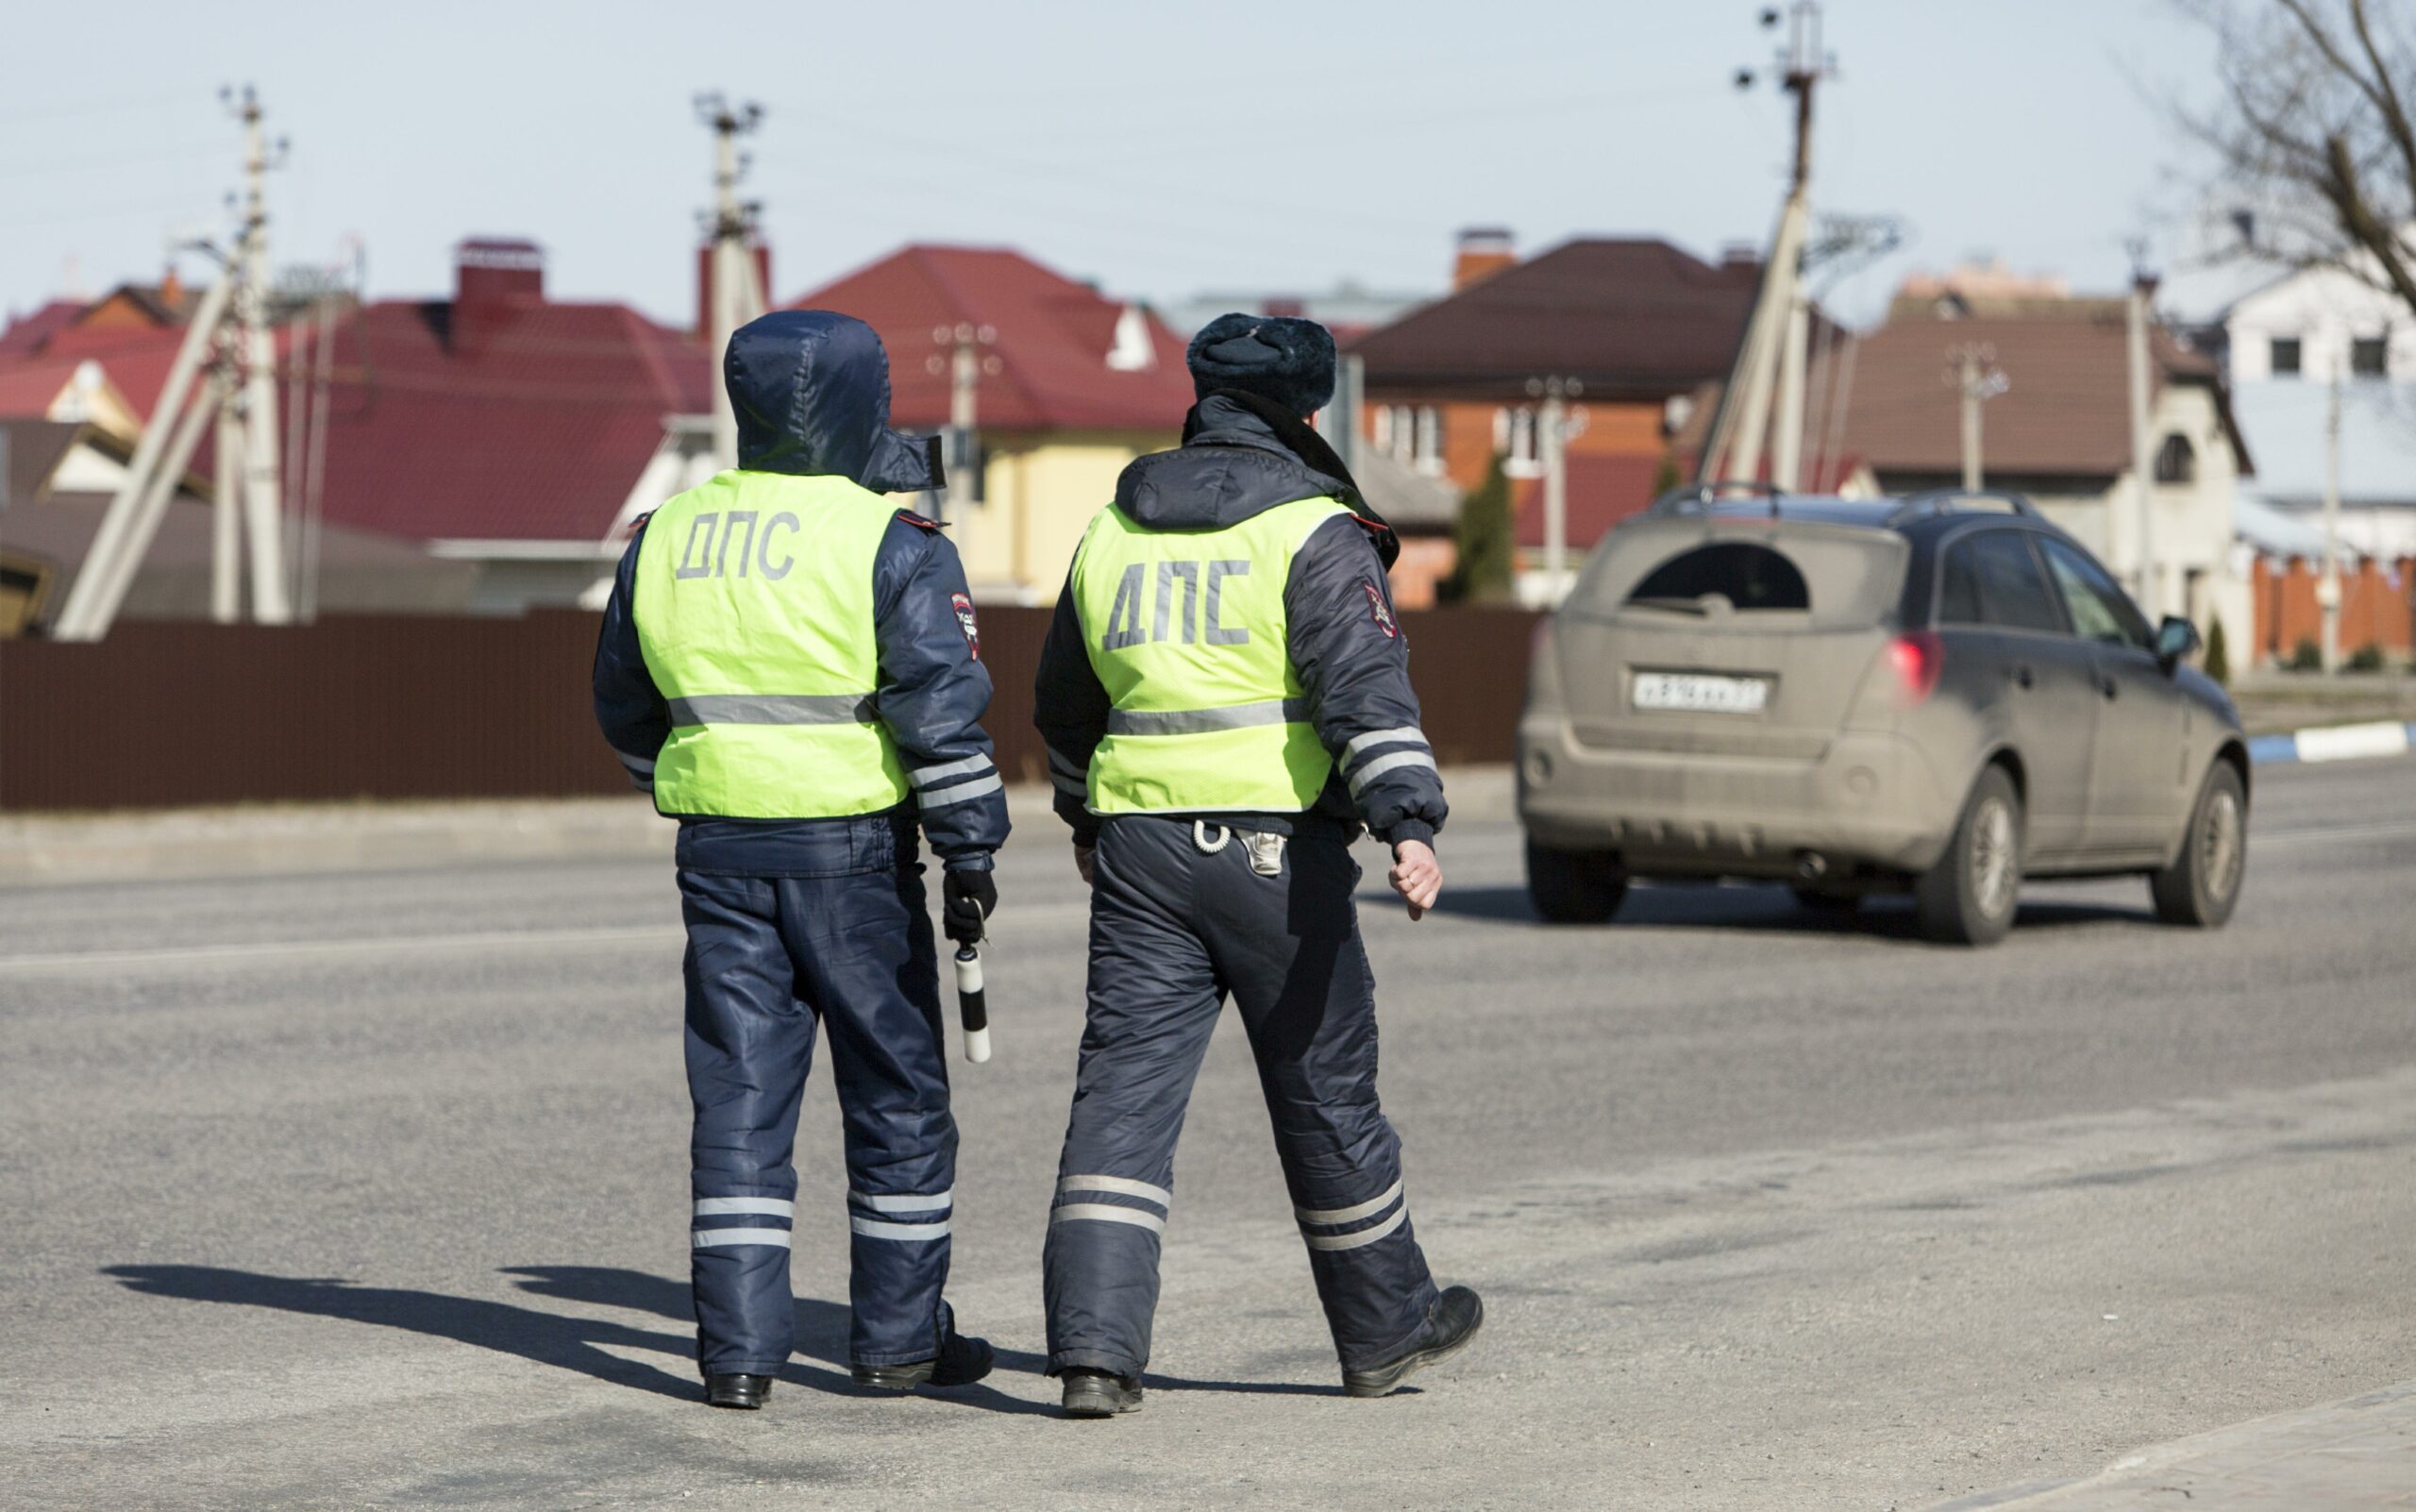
[211,363,242,621]
[1700,1,1836,487]
[1773,288,1810,489]
[697,94,766,472]
[1529,376,1586,601]
[234,87,291,624]
[935,323,996,524]
[2124,259,2160,616]
[56,87,293,640]
[1946,342,2007,492]
[2320,359,2343,673]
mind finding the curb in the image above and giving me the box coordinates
[1921,1379,2416,1510]
[2247,719,2416,765]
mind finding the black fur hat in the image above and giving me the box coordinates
[1186,313,1336,416]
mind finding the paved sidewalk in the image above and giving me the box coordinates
[1930,1381,2415,1510]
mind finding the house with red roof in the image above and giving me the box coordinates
[791,244,1197,599]
[300,238,715,609]
[0,239,718,616]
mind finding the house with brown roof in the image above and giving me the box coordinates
[1837,276,2255,647]
[789,244,1198,600]
[1346,230,1791,596]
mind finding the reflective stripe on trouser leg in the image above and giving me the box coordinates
[1199,826,1441,1372]
[802,864,959,1369]
[1044,817,1225,1379]
[681,870,816,1377]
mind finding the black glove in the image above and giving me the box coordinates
[942,868,997,947]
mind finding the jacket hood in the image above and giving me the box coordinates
[1111,394,1353,531]
[1111,394,1400,568]
[727,310,942,492]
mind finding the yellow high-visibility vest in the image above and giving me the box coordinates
[1071,496,1351,815]
[634,470,909,818]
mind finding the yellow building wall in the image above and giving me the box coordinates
[955,431,1177,602]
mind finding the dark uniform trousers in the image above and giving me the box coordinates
[679,813,957,1377]
[1043,814,1441,1378]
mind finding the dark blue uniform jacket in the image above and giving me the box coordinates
[593,311,1009,875]
[1033,394,1449,851]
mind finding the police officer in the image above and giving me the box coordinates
[594,310,1007,1410]
[1032,313,1483,1418]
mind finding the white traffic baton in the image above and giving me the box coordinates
[954,944,992,1064]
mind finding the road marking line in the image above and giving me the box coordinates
[2257,820,2416,849]
[0,899,1101,974]
[0,925,686,973]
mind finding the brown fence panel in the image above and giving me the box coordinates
[1396,608,1541,764]
[0,612,625,811]
[0,605,1540,813]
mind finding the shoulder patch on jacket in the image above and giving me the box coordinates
[950,592,981,660]
[623,512,652,540]
[1362,580,1399,639]
[895,510,943,531]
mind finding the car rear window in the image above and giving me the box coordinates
[1626,543,1810,612]
[1938,530,2064,633]
[1571,522,1908,630]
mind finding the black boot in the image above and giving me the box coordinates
[1060,1367,1145,1419]
[704,1372,773,1410]
[1342,1285,1485,1398]
[850,1323,995,1391]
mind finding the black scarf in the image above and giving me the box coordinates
[1183,388,1401,570]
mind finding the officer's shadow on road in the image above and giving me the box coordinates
[505,1266,1350,1403]
[100,1264,1053,1416]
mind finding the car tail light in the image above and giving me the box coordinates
[1888,630,1944,704]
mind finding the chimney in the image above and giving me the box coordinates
[1720,242,1762,271]
[696,241,774,338]
[454,238,545,335]
[1452,227,1516,290]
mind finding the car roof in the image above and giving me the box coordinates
[1682,496,1903,527]
[1647,489,2053,539]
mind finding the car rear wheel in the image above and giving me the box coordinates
[2150,761,2246,929]
[1915,765,2022,946]
[1526,841,1627,924]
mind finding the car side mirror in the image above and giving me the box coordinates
[2155,614,2200,672]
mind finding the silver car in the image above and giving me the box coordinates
[1516,489,2249,945]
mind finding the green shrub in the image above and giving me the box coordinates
[2203,616,2230,685]
[1651,451,1683,501]
[1444,452,1515,604]
[2289,636,2324,671]
[2347,642,2386,673]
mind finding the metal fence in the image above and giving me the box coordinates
[0,607,1540,812]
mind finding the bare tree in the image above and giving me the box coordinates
[2176,0,2416,318]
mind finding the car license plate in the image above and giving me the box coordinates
[1632,671,1770,714]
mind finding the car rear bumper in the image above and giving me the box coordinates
[1515,716,1959,878]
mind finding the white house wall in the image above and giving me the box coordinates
[2223,261,2416,381]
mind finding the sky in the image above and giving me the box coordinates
[0,0,2233,335]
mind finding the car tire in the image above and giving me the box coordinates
[1915,765,2022,947]
[1526,840,1627,924]
[2150,761,2247,929]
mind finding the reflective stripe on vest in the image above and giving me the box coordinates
[1070,496,1351,815]
[634,470,908,819]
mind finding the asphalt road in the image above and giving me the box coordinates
[2,761,2411,1511]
